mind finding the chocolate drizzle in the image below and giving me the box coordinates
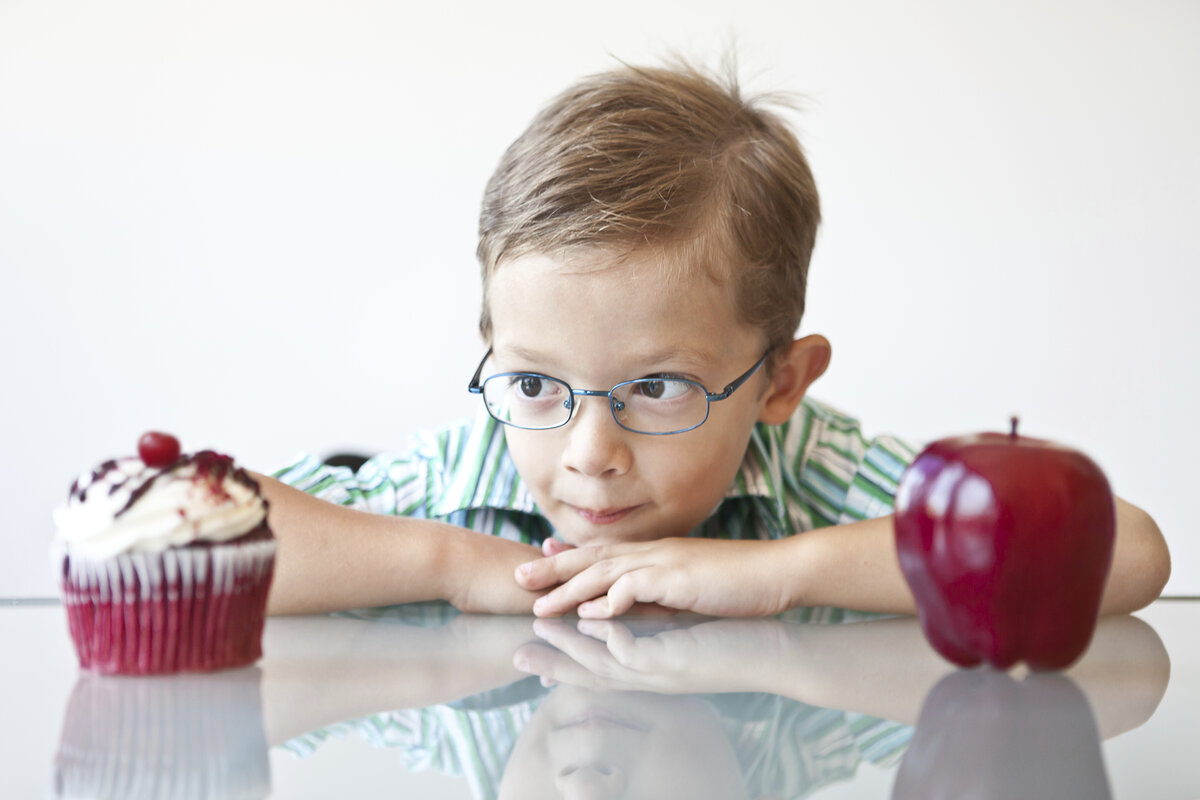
[67,450,263,520]
[76,460,119,503]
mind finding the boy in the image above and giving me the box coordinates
[262,60,1170,618]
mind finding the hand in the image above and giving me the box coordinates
[514,537,795,618]
[444,531,547,614]
[513,616,797,694]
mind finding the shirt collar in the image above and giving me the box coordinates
[433,416,783,517]
[724,424,787,512]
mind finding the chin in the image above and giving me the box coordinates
[560,523,683,549]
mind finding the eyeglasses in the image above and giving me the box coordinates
[467,348,769,435]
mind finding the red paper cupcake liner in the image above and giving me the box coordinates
[58,528,276,675]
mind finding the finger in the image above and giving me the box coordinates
[533,617,632,679]
[576,619,639,660]
[577,571,666,619]
[516,546,614,591]
[542,538,576,557]
[512,642,606,689]
[531,559,639,617]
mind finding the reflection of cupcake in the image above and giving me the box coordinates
[52,668,271,799]
[53,432,276,675]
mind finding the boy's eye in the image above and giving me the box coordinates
[633,378,691,400]
[640,380,666,399]
[519,376,546,397]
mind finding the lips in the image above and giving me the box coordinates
[555,708,650,732]
[572,505,641,525]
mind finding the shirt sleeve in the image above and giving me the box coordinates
[793,399,921,526]
[271,450,436,518]
[838,433,922,524]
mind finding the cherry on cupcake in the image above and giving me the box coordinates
[138,432,181,467]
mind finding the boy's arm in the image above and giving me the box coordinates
[262,614,538,746]
[518,496,1170,618]
[259,475,544,615]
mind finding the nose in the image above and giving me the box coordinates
[555,762,626,798]
[561,395,632,478]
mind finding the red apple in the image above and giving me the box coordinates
[893,419,1116,670]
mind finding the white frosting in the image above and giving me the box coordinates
[53,456,267,560]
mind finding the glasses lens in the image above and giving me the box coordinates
[481,374,573,429]
[612,378,708,434]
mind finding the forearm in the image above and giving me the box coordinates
[1102,497,1170,614]
[783,516,916,614]
[262,615,538,745]
[259,475,542,615]
[763,618,950,724]
[768,614,1167,736]
[785,496,1171,617]
[260,474,458,614]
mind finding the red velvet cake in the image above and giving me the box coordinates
[52,433,276,675]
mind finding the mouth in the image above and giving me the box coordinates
[570,504,642,525]
[554,708,651,732]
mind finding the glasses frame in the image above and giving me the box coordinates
[467,347,770,436]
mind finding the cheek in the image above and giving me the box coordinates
[503,430,557,487]
[644,429,752,500]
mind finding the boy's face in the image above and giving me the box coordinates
[498,686,751,800]
[487,250,770,547]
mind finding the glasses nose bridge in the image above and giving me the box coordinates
[567,387,622,420]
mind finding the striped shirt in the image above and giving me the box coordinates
[272,395,920,545]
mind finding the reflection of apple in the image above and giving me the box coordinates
[892,670,1112,799]
[894,419,1116,670]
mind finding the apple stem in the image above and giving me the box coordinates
[1010,416,1019,439]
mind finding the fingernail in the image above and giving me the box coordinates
[514,657,530,672]
[518,562,533,576]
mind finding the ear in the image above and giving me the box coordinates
[757,334,831,425]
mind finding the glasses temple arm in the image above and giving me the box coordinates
[467,347,494,392]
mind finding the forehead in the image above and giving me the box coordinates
[487,251,760,374]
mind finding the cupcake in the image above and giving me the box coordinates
[53,432,276,675]
[52,668,271,799]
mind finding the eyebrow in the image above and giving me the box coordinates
[494,343,718,373]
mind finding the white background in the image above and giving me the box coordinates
[1,0,1196,597]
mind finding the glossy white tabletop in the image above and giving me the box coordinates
[4,599,1196,799]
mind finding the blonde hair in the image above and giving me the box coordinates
[477,60,820,360]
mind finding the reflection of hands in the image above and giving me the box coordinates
[514,617,796,695]
[516,537,794,618]
[512,613,1171,739]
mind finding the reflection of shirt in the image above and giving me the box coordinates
[282,683,911,800]
[714,693,912,798]
[283,694,541,800]
[272,396,919,542]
